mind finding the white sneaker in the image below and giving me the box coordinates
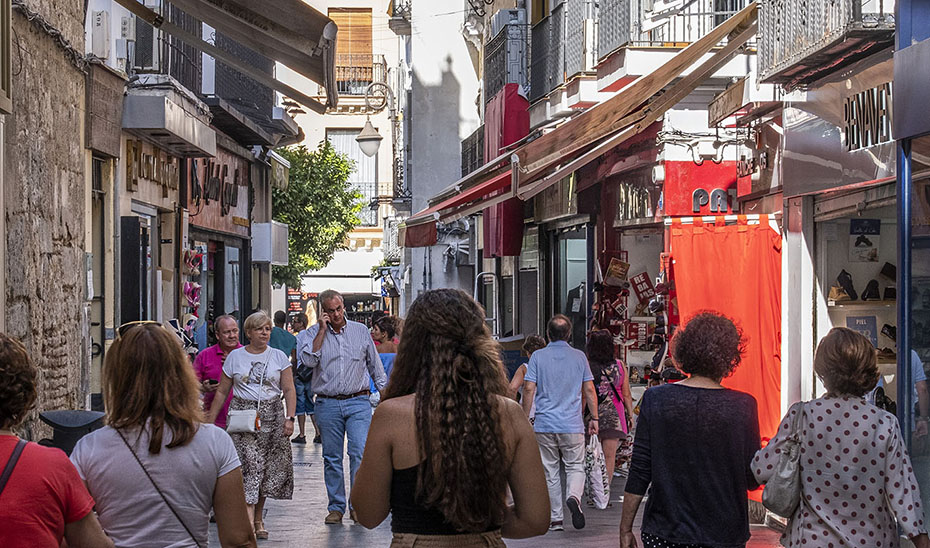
[549,521,564,532]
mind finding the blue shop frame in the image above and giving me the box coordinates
[895,0,930,453]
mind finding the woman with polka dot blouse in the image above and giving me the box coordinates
[754,327,930,548]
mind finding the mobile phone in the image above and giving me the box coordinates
[207,379,219,386]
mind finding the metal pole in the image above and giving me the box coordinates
[897,139,913,445]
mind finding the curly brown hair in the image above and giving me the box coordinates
[383,289,510,532]
[671,312,746,381]
[0,333,37,430]
[104,324,203,454]
[814,327,879,397]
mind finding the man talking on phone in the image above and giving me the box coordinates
[192,314,242,429]
[298,289,386,525]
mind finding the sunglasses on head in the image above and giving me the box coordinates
[116,320,161,338]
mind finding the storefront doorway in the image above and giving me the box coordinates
[552,225,590,350]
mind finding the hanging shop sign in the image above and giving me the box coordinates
[126,139,180,197]
[187,147,250,238]
[782,52,895,198]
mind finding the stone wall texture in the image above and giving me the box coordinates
[4,0,88,434]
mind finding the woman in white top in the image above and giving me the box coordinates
[207,310,297,541]
[71,321,255,548]
[754,327,930,548]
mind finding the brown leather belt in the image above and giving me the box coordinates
[318,390,370,400]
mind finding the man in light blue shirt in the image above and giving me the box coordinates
[522,314,599,531]
[298,289,386,525]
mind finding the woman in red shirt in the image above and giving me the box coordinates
[0,332,112,547]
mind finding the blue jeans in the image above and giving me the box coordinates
[294,377,315,416]
[314,394,372,512]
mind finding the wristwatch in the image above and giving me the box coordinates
[285,416,296,422]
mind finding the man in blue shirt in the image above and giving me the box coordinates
[269,310,297,357]
[522,314,599,531]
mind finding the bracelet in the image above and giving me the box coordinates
[590,418,599,421]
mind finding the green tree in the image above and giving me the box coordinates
[272,141,363,288]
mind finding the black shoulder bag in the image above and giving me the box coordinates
[0,439,27,498]
[116,429,204,548]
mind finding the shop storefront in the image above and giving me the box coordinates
[119,137,184,324]
[185,146,252,348]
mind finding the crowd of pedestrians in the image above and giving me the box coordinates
[3,289,930,547]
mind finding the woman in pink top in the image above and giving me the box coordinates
[192,315,241,428]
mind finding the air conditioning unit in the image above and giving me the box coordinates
[132,2,162,72]
[91,11,110,59]
[252,221,289,266]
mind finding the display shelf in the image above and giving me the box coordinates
[827,300,896,308]
[629,316,658,323]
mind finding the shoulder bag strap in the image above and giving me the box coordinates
[790,402,806,441]
[116,429,203,548]
[256,359,268,417]
[0,439,27,497]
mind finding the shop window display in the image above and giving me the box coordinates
[911,173,930,524]
[818,205,902,403]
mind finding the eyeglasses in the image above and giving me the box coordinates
[116,320,161,338]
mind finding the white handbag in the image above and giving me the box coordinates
[226,361,267,433]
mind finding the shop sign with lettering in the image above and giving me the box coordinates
[126,140,179,196]
[190,158,242,217]
[843,81,892,151]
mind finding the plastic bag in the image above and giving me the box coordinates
[584,435,610,509]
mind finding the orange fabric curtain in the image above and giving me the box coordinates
[669,216,782,445]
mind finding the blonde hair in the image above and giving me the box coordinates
[243,310,273,333]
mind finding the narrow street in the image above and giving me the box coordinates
[209,442,782,547]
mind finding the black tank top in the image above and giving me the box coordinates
[389,465,501,535]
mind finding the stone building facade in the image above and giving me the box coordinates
[4,0,89,434]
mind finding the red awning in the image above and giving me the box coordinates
[401,169,513,248]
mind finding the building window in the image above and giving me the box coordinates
[328,8,376,95]
[326,128,378,227]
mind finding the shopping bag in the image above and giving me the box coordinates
[583,435,610,509]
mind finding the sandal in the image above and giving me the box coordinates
[254,520,268,540]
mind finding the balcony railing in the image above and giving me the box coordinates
[353,181,380,226]
[334,54,388,96]
[758,0,894,87]
[461,125,485,177]
[485,22,528,102]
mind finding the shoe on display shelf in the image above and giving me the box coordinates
[861,279,881,301]
[836,270,858,301]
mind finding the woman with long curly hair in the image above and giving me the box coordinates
[352,289,550,546]
[620,312,761,548]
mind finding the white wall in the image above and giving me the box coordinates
[401,0,482,312]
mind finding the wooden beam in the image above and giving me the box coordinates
[517,21,759,200]
[112,0,329,115]
[514,1,758,185]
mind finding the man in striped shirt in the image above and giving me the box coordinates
[298,289,387,525]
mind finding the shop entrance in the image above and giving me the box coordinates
[552,226,589,350]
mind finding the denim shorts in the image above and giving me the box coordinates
[295,376,315,415]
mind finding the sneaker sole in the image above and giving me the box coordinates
[566,497,585,529]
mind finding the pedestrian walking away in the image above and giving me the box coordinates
[754,327,930,548]
[290,312,321,445]
[71,322,255,548]
[298,289,388,524]
[585,329,634,487]
[619,312,761,548]
[206,310,297,541]
[0,332,114,548]
[351,288,550,547]
[192,314,242,429]
[522,314,599,531]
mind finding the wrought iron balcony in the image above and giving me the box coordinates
[461,125,485,177]
[388,0,412,35]
[333,54,388,96]
[758,0,894,88]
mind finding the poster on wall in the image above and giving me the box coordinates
[849,219,881,262]
[846,315,878,347]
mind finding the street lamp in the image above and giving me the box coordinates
[356,118,383,158]
[355,82,394,157]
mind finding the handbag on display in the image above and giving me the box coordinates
[761,402,807,518]
[226,362,267,433]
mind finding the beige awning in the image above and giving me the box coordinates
[513,2,759,198]
[114,0,337,114]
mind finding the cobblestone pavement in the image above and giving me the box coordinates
[209,442,782,547]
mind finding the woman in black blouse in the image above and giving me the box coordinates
[619,312,761,548]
